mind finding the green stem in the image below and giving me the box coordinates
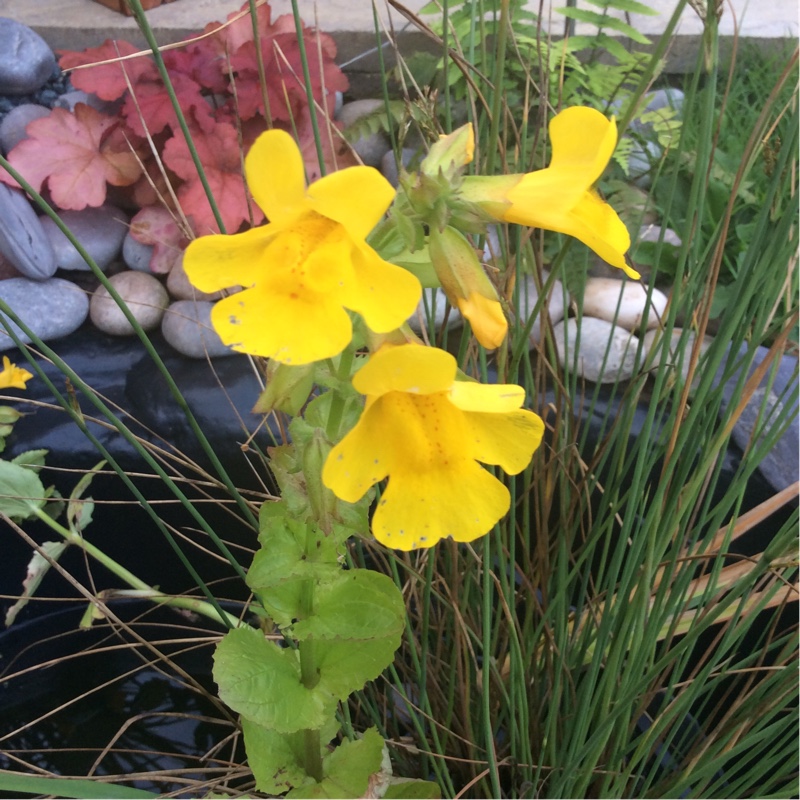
[325,348,355,441]
[482,532,502,798]
[484,0,510,178]
[30,507,245,630]
[297,520,324,783]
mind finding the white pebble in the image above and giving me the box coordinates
[581,277,667,331]
[90,271,168,335]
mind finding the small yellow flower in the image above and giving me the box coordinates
[461,107,638,279]
[184,129,422,365]
[0,356,32,390]
[322,344,544,550]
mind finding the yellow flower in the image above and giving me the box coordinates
[183,129,422,365]
[322,344,544,550]
[461,107,638,279]
[0,356,32,390]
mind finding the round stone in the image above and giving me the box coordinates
[0,103,50,154]
[581,277,668,332]
[122,231,154,272]
[552,317,640,384]
[52,91,108,113]
[40,205,129,272]
[637,224,682,248]
[0,183,56,279]
[380,147,420,188]
[90,271,169,336]
[161,300,234,359]
[0,19,56,96]
[166,253,223,301]
[0,277,88,351]
[337,99,390,168]
[647,87,684,115]
[628,140,663,188]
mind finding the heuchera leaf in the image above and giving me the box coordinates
[122,70,214,137]
[0,105,142,210]
[129,206,189,274]
[59,39,158,102]
[162,121,264,234]
[227,20,347,123]
[202,0,273,55]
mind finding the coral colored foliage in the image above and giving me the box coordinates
[163,122,265,235]
[0,104,142,210]
[4,0,350,239]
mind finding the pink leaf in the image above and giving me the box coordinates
[123,71,215,137]
[130,206,189,273]
[162,121,264,235]
[0,105,142,210]
[59,40,158,102]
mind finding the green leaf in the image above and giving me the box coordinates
[557,7,651,44]
[253,361,316,416]
[4,541,68,627]
[11,449,48,470]
[68,459,104,534]
[243,716,341,795]
[293,572,405,701]
[248,506,342,625]
[0,773,154,799]
[580,0,657,14]
[267,446,310,517]
[0,458,46,521]
[292,571,405,642]
[384,778,443,799]
[289,728,386,799]
[213,627,333,733]
[0,405,21,424]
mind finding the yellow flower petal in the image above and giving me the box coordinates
[0,355,33,390]
[183,225,275,293]
[372,462,510,550]
[211,284,352,364]
[340,243,422,334]
[352,344,456,397]
[456,293,508,349]
[570,191,638,278]
[307,166,396,241]
[448,381,525,413]
[322,398,391,503]
[548,106,618,185]
[462,408,544,474]
[244,129,307,225]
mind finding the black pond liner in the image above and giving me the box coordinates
[0,599,249,798]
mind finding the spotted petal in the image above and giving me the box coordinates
[373,462,510,550]
[352,344,456,397]
[307,166,396,241]
[340,244,422,334]
[210,283,352,365]
[462,408,544,474]
[183,224,275,292]
[322,399,390,504]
